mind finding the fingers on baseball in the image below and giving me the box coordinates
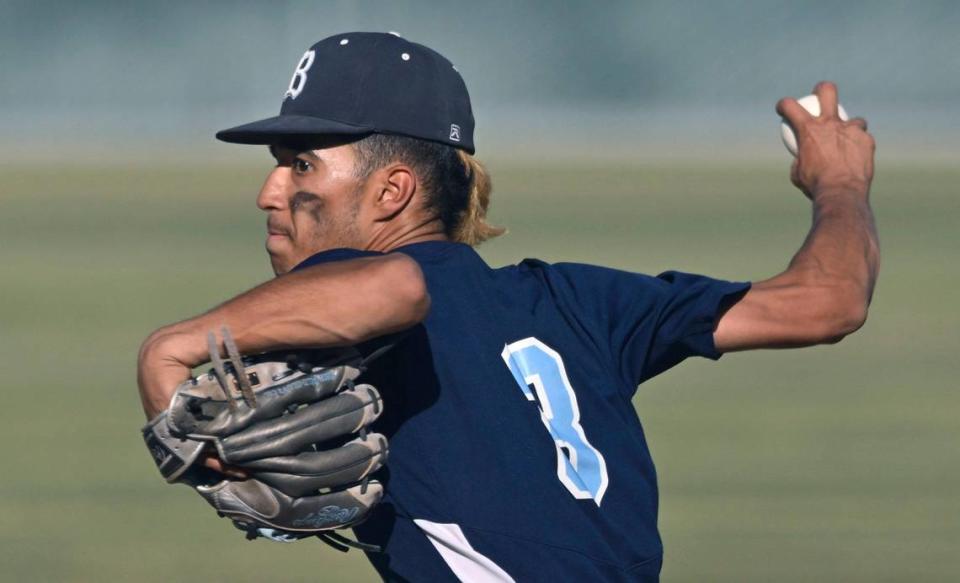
[848,117,868,131]
[813,80,840,119]
[776,97,812,136]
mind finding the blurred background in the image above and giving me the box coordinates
[2,1,957,581]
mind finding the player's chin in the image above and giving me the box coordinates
[268,257,288,276]
[265,241,293,275]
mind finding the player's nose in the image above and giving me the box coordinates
[256,167,292,211]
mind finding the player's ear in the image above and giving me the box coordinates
[372,163,416,220]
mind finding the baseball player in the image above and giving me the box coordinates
[138,32,878,582]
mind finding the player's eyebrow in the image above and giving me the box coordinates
[268,144,322,163]
[286,147,321,161]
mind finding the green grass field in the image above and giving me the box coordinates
[2,160,957,582]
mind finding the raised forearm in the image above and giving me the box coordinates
[786,189,880,306]
[715,192,879,353]
[714,82,879,352]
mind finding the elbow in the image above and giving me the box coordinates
[381,253,431,327]
[398,258,431,325]
[838,301,869,339]
[809,285,870,344]
[137,325,188,370]
[138,327,170,366]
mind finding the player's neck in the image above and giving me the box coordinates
[362,217,449,253]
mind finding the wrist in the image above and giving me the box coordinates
[811,180,870,203]
[146,321,210,367]
[137,326,201,418]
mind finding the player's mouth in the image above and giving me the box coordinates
[266,218,291,240]
[265,220,292,257]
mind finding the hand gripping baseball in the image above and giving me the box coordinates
[776,81,874,200]
[142,327,388,544]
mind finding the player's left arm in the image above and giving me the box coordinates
[714,82,880,352]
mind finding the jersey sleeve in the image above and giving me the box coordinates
[546,264,750,395]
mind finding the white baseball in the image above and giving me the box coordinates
[780,94,850,156]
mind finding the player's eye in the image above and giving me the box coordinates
[293,158,312,174]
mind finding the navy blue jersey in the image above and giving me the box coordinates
[294,241,749,582]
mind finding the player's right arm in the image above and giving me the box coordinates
[714,81,879,352]
[137,253,429,419]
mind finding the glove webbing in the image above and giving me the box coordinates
[222,326,257,407]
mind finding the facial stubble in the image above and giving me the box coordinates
[291,185,364,252]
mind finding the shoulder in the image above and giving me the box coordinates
[522,259,664,296]
[391,240,480,267]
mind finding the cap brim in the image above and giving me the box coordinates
[215,114,375,145]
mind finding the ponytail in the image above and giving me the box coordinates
[451,150,505,246]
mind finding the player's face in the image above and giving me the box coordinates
[258,142,367,274]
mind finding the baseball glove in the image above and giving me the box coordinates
[142,326,388,549]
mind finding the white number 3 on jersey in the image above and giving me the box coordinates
[502,337,609,505]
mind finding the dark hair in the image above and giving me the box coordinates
[352,134,503,245]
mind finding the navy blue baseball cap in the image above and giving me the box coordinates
[216,32,476,153]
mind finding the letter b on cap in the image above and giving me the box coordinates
[285,50,316,100]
